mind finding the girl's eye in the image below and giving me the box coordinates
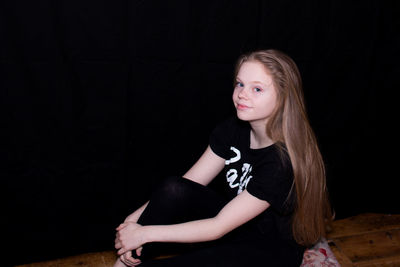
[236,81,244,87]
[254,87,262,92]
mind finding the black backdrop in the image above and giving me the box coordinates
[1,1,398,266]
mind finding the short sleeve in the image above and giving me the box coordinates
[246,153,294,214]
[209,117,236,159]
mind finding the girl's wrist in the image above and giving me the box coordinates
[141,225,154,244]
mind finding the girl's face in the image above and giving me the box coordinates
[233,61,278,126]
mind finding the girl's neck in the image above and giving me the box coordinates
[249,123,274,149]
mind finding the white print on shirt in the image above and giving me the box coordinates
[225,147,241,165]
[238,163,253,194]
[225,146,253,194]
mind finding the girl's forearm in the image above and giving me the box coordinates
[139,190,270,246]
[143,217,224,244]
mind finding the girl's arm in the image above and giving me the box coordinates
[183,145,225,185]
[116,190,270,255]
[115,145,225,264]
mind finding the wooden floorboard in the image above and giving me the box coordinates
[15,251,117,267]
[327,213,400,267]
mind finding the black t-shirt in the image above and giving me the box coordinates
[210,117,299,247]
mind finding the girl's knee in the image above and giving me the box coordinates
[154,176,188,200]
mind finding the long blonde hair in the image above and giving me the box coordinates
[234,49,333,247]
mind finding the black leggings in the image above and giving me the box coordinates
[135,176,304,267]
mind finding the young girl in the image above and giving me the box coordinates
[113,49,332,267]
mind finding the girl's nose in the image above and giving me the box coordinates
[238,87,247,99]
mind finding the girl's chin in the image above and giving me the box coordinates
[236,113,269,125]
[236,112,252,121]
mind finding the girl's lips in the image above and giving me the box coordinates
[237,104,250,110]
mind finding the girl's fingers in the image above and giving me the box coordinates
[121,251,141,267]
[126,255,141,265]
[120,255,133,266]
[116,223,126,230]
[118,248,126,255]
[114,236,121,249]
[121,253,131,265]
[136,247,143,256]
[115,242,121,249]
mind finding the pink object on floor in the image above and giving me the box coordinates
[301,238,340,267]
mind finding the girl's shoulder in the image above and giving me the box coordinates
[213,116,249,135]
[209,116,249,158]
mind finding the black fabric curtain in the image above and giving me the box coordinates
[1,0,398,266]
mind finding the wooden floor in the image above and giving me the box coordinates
[15,213,400,267]
[327,213,400,267]
[15,250,117,267]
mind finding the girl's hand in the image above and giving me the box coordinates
[115,222,147,255]
[119,249,142,266]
